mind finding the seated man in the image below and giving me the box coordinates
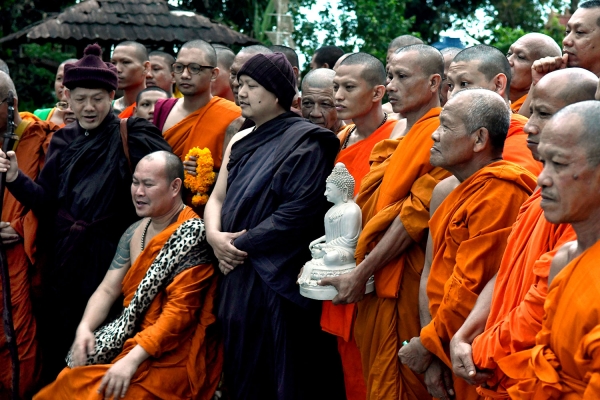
[34,151,221,400]
[133,87,169,124]
[399,89,536,399]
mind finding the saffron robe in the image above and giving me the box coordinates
[353,107,452,400]
[504,115,542,176]
[471,190,576,399]
[420,161,537,400]
[498,239,600,399]
[156,97,241,170]
[320,119,398,400]
[33,207,222,400]
[0,119,58,398]
[118,102,136,119]
[218,112,345,400]
[511,95,528,114]
[6,112,171,383]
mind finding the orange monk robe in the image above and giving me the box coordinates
[420,161,537,400]
[118,102,136,118]
[319,119,397,400]
[163,97,241,171]
[504,114,542,176]
[353,107,452,400]
[18,111,41,123]
[0,119,58,398]
[34,207,222,400]
[510,94,527,114]
[498,240,600,399]
[471,189,576,399]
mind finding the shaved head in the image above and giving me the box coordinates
[141,150,184,184]
[519,33,561,60]
[0,71,16,100]
[181,40,217,66]
[441,47,461,67]
[59,58,78,69]
[0,59,8,75]
[214,46,235,70]
[549,68,598,104]
[339,52,386,87]
[395,44,444,77]
[311,46,345,70]
[149,51,175,69]
[239,45,273,56]
[302,68,336,91]
[454,45,511,87]
[388,35,424,52]
[333,53,352,70]
[553,101,600,165]
[269,45,299,68]
[115,41,148,62]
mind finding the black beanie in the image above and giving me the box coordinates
[63,43,118,92]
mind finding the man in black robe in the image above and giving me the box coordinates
[205,52,345,399]
[0,43,171,384]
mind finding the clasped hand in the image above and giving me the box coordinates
[207,230,247,275]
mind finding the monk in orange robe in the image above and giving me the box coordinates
[111,41,150,116]
[449,68,598,399]
[494,100,600,399]
[446,44,545,176]
[0,76,59,398]
[300,57,395,400]
[320,44,450,400]
[34,152,221,400]
[399,89,536,400]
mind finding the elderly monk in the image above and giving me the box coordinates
[205,52,344,400]
[449,67,598,400]
[320,44,449,400]
[506,33,561,114]
[447,45,542,176]
[154,40,240,173]
[34,151,220,400]
[212,45,235,102]
[439,47,461,107]
[111,41,150,118]
[0,44,170,384]
[492,100,600,399]
[400,89,537,400]
[310,45,345,70]
[0,72,59,398]
[133,87,169,124]
[33,58,78,126]
[317,52,395,400]
[147,51,175,97]
[300,68,344,133]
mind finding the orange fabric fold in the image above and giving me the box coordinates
[510,94,527,113]
[118,103,136,119]
[471,189,576,398]
[34,208,222,400]
[498,240,600,399]
[19,111,41,122]
[0,120,57,398]
[420,161,536,400]
[504,114,542,176]
[163,97,241,170]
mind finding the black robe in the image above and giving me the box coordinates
[218,112,346,400]
[7,111,171,382]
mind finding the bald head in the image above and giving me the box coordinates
[339,52,386,87]
[454,45,511,87]
[181,40,217,66]
[388,35,424,52]
[0,60,8,75]
[519,33,561,60]
[333,53,352,70]
[140,150,184,185]
[0,71,16,101]
[269,45,299,68]
[240,45,273,57]
[214,46,235,71]
[552,101,600,166]
[115,41,148,62]
[302,68,336,92]
[441,47,461,68]
[395,44,444,77]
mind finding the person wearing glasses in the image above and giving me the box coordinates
[153,40,241,210]
[33,58,77,127]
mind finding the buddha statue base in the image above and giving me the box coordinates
[298,259,375,300]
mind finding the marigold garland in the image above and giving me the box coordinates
[184,147,216,206]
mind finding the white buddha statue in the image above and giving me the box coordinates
[298,162,374,300]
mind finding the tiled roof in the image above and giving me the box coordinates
[0,0,259,46]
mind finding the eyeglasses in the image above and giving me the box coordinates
[55,101,70,111]
[0,98,7,106]
[172,62,214,75]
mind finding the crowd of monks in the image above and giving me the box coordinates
[1,0,600,398]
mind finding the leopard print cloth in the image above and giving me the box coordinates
[65,218,213,367]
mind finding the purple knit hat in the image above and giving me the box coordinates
[63,44,118,91]
[237,52,296,110]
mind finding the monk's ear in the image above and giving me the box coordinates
[373,85,386,102]
[109,90,116,101]
[65,89,71,101]
[171,177,182,196]
[132,106,138,117]
[493,74,508,97]
[322,62,330,69]
[429,74,442,93]
[211,67,219,82]
[143,60,151,75]
[473,127,489,153]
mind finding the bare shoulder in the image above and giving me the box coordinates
[548,240,578,287]
[431,175,460,215]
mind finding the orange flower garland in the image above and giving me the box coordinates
[184,147,216,206]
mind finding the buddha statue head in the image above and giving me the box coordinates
[325,162,355,204]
